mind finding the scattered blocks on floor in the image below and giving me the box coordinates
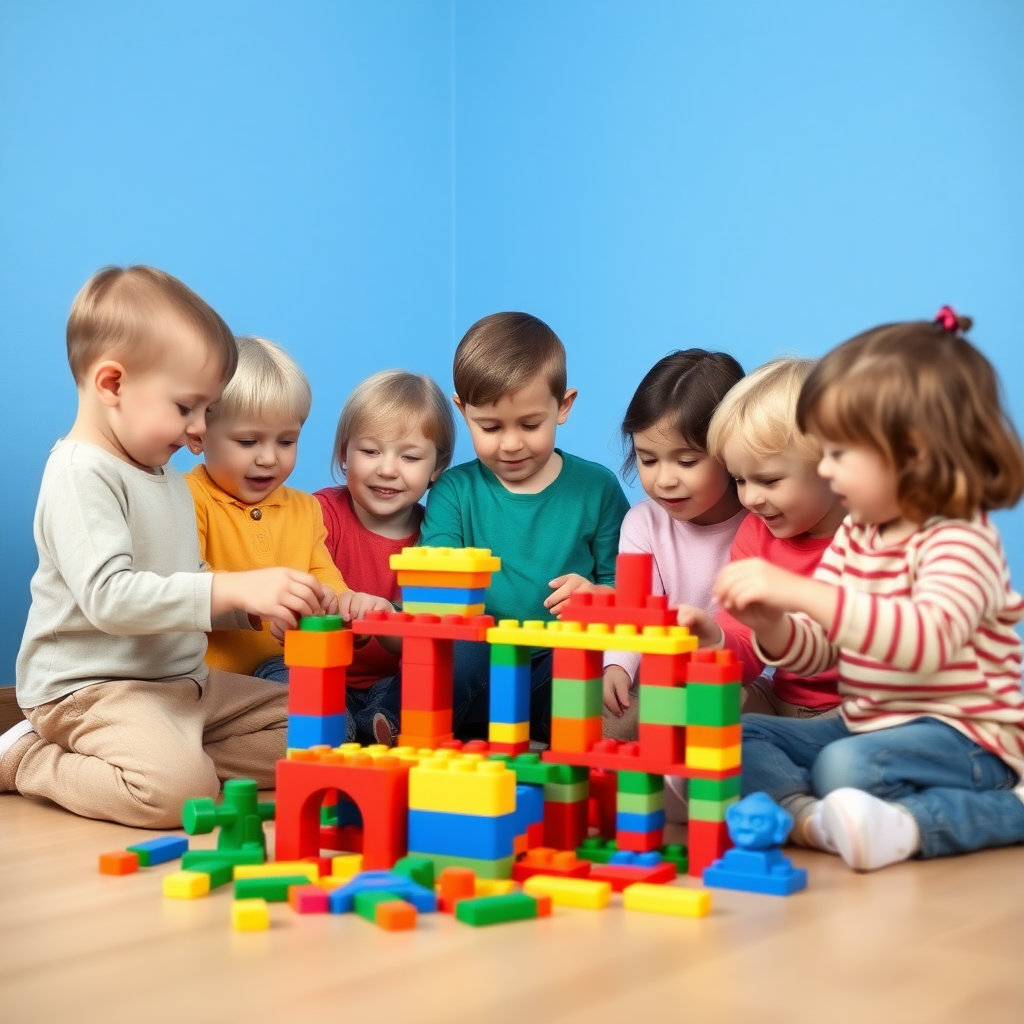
[454,892,551,927]
[522,875,611,910]
[125,836,188,867]
[289,884,331,913]
[162,870,211,900]
[99,851,139,875]
[622,883,711,918]
[232,898,270,931]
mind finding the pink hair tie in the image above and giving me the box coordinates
[935,305,960,332]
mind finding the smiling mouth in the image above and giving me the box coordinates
[247,476,275,487]
[660,496,689,505]
[370,487,401,497]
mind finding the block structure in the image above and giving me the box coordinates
[283,617,353,749]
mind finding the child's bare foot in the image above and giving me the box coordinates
[0,719,36,792]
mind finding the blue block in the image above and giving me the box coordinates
[616,809,666,833]
[512,784,545,835]
[703,848,808,896]
[400,586,487,605]
[408,808,517,860]
[126,836,189,866]
[489,662,530,723]
[288,713,345,749]
[609,850,663,867]
[328,871,437,913]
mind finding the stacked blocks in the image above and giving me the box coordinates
[542,763,591,851]
[394,547,499,618]
[550,648,604,754]
[284,615,353,749]
[616,772,665,853]
[489,644,531,754]
[408,754,518,879]
[398,637,455,748]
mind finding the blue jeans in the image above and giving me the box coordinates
[452,641,552,743]
[253,656,400,746]
[742,714,1024,859]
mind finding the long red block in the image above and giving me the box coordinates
[686,649,742,684]
[588,769,618,839]
[511,848,592,882]
[552,648,605,680]
[588,861,677,892]
[289,665,347,716]
[639,652,691,686]
[351,611,494,642]
[616,828,664,853]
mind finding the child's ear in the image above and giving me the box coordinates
[556,388,578,425]
[92,360,126,408]
[452,394,467,419]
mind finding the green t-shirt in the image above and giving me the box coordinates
[419,450,630,623]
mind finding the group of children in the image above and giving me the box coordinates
[1,266,1022,875]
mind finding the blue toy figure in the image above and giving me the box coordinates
[702,792,808,896]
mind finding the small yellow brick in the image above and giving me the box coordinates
[685,745,742,771]
[232,898,270,931]
[489,721,530,743]
[474,879,517,897]
[623,883,711,918]
[485,622,697,655]
[162,870,210,900]
[234,862,319,882]
[522,875,611,909]
[330,854,364,880]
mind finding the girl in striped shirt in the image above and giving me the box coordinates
[715,309,1024,871]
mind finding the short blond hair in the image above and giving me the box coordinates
[708,357,821,465]
[208,336,311,425]
[67,265,236,385]
[332,370,457,479]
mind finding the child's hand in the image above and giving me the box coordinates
[320,585,341,616]
[714,559,792,633]
[211,568,323,632]
[603,665,633,716]
[545,573,593,617]
[337,590,394,623]
[675,605,724,647]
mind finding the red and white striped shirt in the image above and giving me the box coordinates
[756,514,1024,784]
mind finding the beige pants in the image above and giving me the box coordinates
[18,669,288,828]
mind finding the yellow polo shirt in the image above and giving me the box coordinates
[185,465,347,675]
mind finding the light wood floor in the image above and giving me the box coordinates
[1,792,1022,1024]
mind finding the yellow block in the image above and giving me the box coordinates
[489,721,530,744]
[522,875,611,909]
[685,745,742,771]
[330,854,363,880]
[234,861,319,882]
[486,620,698,655]
[390,546,501,574]
[232,898,270,931]
[474,879,517,897]
[317,876,353,891]
[623,883,711,918]
[162,870,210,900]
[409,756,515,816]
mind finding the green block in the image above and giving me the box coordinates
[688,775,742,801]
[408,851,514,880]
[638,685,687,726]
[489,643,530,667]
[181,858,234,889]
[660,844,689,872]
[353,889,403,923]
[576,837,618,863]
[617,771,663,795]
[300,614,344,632]
[543,779,590,804]
[616,790,664,815]
[182,848,265,871]
[392,856,435,890]
[688,796,739,822]
[548,763,589,785]
[686,682,741,726]
[455,893,542,927]
[233,875,310,902]
[490,753,559,785]
[552,678,603,719]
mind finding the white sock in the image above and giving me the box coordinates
[819,788,921,872]
[791,800,838,853]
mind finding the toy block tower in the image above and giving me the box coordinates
[488,643,531,754]
[616,771,666,852]
[550,647,604,755]
[542,763,591,850]
[283,615,353,749]
[407,754,519,879]
[395,546,499,617]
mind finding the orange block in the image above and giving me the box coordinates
[401,709,453,737]
[396,570,493,589]
[99,851,139,875]
[687,724,742,748]
[550,715,602,753]
[284,629,354,668]
[438,867,476,912]
[376,899,417,930]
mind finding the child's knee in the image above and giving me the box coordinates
[123,762,220,829]
[811,737,874,796]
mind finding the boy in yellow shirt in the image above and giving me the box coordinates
[186,336,391,680]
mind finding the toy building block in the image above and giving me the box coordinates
[407,850,514,880]
[353,889,418,930]
[409,755,515,817]
[702,793,807,896]
[235,875,312,902]
[490,752,562,786]
[622,883,711,918]
[234,862,320,883]
[522,875,612,910]
[408,807,519,860]
[181,848,264,871]
[400,585,488,606]
[550,715,602,753]
[181,858,233,889]
[289,884,330,913]
[551,677,603,720]
[437,866,477,912]
[588,770,618,838]
[688,819,731,878]
[327,870,437,914]
[638,651,691,687]
[330,854,364,880]
[512,848,592,882]
[576,837,619,864]
[274,748,412,869]
[638,685,687,726]
[162,870,210,900]
[687,648,743,684]
[318,825,364,853]
[403,601,486,617]
[352,610,495,642]
[284,627,353,668]
[289,666,347,717]
[660,844,689,872]
[454,892,551,927]
[543,796,590,851]
[391,855,435,890]
[389,546,501,575]
[542,737,741,779]
[182,778,274,862]
[486,619,699,655]
[125,836,189,867]
[474,878,517,897]
[396,569,493,589]
[589,850,677,892]
[301,614,345,632]
[288,712,346,749]
[232,898,270,931]
[560,591,677,629]
[99,851,139,875]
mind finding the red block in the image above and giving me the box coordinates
[688,819,731,877]
[401,637,454,670]
[588,769,618,839]
[289,665,347,716]
[543,799,589,851]
[351,611,494,642]
[685,649,742,684]
[489,740,530,756]
[401,661,453,710]
[639,652,691,687]
[638,722,686,764]
[551,648,604,681]
[588,861,677,892]
[615,552,652,609]
[526,821,546,850]
[289,884,330,913]
[542,740,742,780]
[616,828,664,853]
[319,825,363,852]
[511,848,592,882]
[438,867,476,912]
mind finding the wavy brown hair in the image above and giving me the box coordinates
[797,315,1024,521]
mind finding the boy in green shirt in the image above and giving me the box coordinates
[420,312,629,742]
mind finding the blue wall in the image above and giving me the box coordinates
[2,1,1022,682]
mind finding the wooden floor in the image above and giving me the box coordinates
[1,792,1022,1024]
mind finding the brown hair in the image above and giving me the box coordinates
[453,312,567,406]
[797,315,1024,520]
[66,265,237,385]
[332,370,457,481]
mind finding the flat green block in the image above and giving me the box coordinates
[686,682,741,726]
[408,851,514,880]
[490,644,530,667]
[552,678,603,719]
[688,775,742,801]
[234,875,310,901]
[660,844,689,872]
[182,848,265,870]
[617,790,664,815]
[181,858,233,888]
[618,771,663,795]
[688,796,739,822]
[392,856,434,890]
[543,779,589,804]
[490,753,559,785]
[576,838,618,863]
[353,889,402,923]
[455,892,542,926]
[300,615,344,632]
[638,685,687,726]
